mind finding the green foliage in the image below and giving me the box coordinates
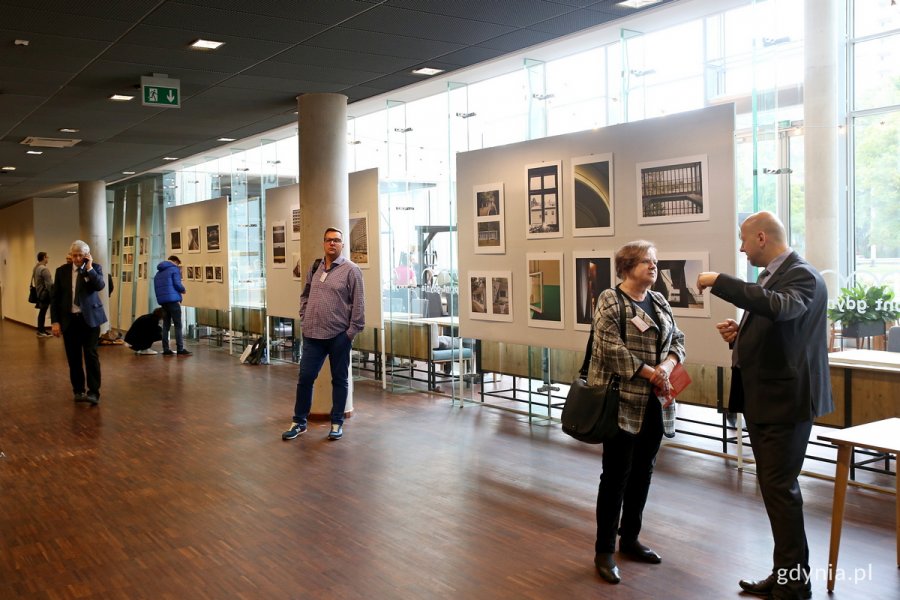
[827,283,900,326]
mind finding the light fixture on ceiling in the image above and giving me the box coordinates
[122,171,136,175]
[58,128,80,133]
[67,190,77,194]
[618,0,662,8]
[190,39,224,50]
[217,137,236,142]
[14,39,30,46]
[109,94,134,101]
[411,67,444,76]
[163,157,178,161]
[26,150,43,155]
[1,166,16,171]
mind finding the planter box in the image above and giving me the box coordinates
[841,320,886,339]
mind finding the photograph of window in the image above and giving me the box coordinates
[636,155,710,225]
[527,252,564,329]
[525,161,562,239]
[570,154,614,237]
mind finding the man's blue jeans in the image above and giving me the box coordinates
[161,302,184,351]
[293,333,352,427]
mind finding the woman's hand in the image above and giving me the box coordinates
[649,357,674,388]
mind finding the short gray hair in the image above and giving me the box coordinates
[70,240,90,254]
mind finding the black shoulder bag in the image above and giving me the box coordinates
[561,289,627,444]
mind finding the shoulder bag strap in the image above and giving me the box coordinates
[579,289,628,377]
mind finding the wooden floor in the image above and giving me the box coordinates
[1,319,897,600]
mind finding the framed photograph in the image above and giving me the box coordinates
[652,252,710,317]
[636,154,710,225]
[170,229,182,253]
[525,161,562,239]
[473,183,505,255]
[570,154,614,237]
[470,271,513,322]
[112,240,119,256]
[348,213,369,268]
[291,253,303,280]
[206,223,221,252]
[124,236,133,250]
[214,265,224,283]
[194,265,203,282]
[205,265,215,281]
[571,251,615,331]
[527,252,564,329]
[291,207,301,241]
[271,220,286,267]
[124,252,133,266]
[187,226,201,253]
[139,237,147,256]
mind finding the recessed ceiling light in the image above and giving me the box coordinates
[109,94,134,101]
[163,157,178,161]
[190,39,224,50]
[411,67,444,76]
[14,39,29,46]
[617,0,662,8]
[122,171,135,175]
[59,128,80,133]
[1,166,16,171]
[217,137,236,142]
[26,150,43,155]
[67,190,77,194]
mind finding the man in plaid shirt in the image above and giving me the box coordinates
[283,227,365,441]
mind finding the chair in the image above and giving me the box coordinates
[888,326,900,352]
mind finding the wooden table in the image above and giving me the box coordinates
[817,417,900,591]
[825,349,900,428]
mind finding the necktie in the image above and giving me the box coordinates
[74,269,84,306]
[757,269,770,285]
[733,269,769,366]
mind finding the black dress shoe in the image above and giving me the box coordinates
[739,574,812,599]
[594,553,621,584]
[619,538,662,564]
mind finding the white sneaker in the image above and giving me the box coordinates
[136,348,158,355]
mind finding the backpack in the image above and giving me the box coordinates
[242,336,268,365]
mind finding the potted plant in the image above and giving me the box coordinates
[827,283,900,339]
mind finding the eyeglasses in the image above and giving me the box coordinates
[324,238,343,244]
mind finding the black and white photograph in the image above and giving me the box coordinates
[187,226,201,253]
[170,229,182,253]
[349,213,369,268]
[527,253,563,329]
[636,154,710,225]
[572,252,614,331]
[570,154,614,237]
[214,265,224,283]
[139,237,147,256]
[473,182,505,254]
[291,253,303,280]
[652,252,710,317]
[272,221,286,267]
[206,223,221,252]
[469,275,488,315]
[205,265,215,281]
[194,265,203,282]
[525,161,562,239]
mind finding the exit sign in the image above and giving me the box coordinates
[141,76,181,108]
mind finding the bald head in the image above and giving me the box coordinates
[739,211,789,267]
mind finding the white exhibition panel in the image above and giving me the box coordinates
[264,169,381,325]
[457,104,737,366]
[164,197,230,311]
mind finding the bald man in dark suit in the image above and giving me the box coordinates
[51,240,108,405]
[697,211,833,600]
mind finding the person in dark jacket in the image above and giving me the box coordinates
[153,256,191,356]
[124,308,164,355]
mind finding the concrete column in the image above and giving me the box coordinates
[298,93,353,420]
[803,0,840,295]
[78,180,110,332]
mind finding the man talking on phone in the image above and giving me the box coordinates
[51,240,108,405]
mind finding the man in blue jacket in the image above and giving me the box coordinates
[153,255,191,356]
[50,240,107,405]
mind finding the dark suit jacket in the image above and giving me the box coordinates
[50,262,108,331]
[711,251,833,424]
